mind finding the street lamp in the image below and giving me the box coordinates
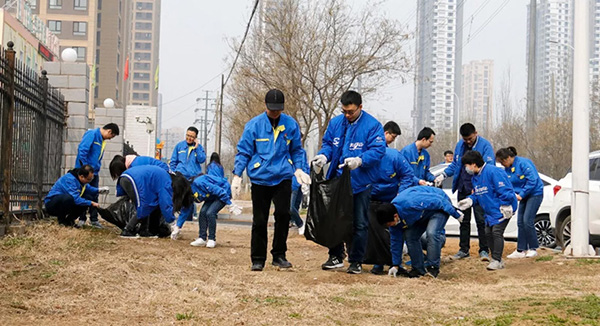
[136,116,154,156]
[61,48,78,62]
[103,98,115,109]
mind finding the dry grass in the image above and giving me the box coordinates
[1,220,599,325]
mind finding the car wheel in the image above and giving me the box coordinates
[557,215,572,249]
[535,215,556,248]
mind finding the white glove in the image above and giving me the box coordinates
[98,186,110,194]
[434,174,445,187]
[170,225,180,240]
[456,210,464,223]
[301,183,310,197]
[339,157,362,170]
[231,175,242,199]
[499,205,514,221]
[457,198,473,211]
[294,169,311,185]
[311,154,328,174]
[388,266,399,277]
[228,203,242,215]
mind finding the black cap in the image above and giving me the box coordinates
[265,89,284,111]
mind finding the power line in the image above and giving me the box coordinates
[160,70,225,108]
[460,0,510,50]
[162,102,198,124]
[223,0,260,88]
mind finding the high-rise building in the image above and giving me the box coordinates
[461,60,494,133]
[412,0,464,136]
[589,0,600,84]
[127,0,160,107]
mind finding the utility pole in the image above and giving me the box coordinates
[203,90,209,151]
[526,0,537,133]
[218,74,224,155]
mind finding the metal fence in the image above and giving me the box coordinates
[0,42,66,225]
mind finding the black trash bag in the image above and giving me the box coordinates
[363,201,392,266]
[97,197,137,230]
[305,165,354,249]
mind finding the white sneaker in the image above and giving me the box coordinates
[76,220,85,228]
[507,250,526,259]
[190,238,207,247]
[298,223,306,236]
[486,260,505,270]
[206,240,216,248]
[170,226,181,240]
[525,250,538,258]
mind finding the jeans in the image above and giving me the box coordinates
[458,191,488,254]
[79,174,99,222]
[517,194,543,251]
[404,211,448,274]
[250,180,292,263]
[485,219,509,262]
[289,188,304,228]
[198,199,226,241]
[45,194,87,226]
[329,188,371,263]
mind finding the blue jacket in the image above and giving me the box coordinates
[45,170,98,206]
[233,112,305,186]
[169,140,206,179]
[469,164,518,226]
[191,174,232,205]
[75,128,105,174]
[131,156,170,172]
[442,136,495,193]
[401,142,435,184]
[318,111,386,194]
[505,156,544,199]
[207,162,225,178]
[291,150,310,190]
[392,186,462,228]
[116,165,175,223]
[369,147,416,202]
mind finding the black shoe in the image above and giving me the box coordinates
[370,266,385,275]
[321,255,344,270]
[272,257,293,269]
[120,229,139,238]
[347,262,362,274]
[251,262,264,271]
[395,266,410,278]
[138,230,158,238]
[425,266,440,278]
[407,269,425,278]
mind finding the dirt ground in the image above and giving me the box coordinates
[1,220,599,326]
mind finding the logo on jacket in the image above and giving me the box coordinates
[349,142,364,150]
[474,185,489,195]
[333,137,340,147]
[498,181,506,187]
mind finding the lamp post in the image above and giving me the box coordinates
[136,116,154,156]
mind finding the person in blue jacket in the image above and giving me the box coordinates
[169,126,206,179]
[457,151,518,271]
[401,127,436,186]
[311,90,386,274]
[45,165,107,227]
[75,123,119,228]
[206,152,225,178]
[375,186,464,278]
[109,154,169,180]
[497,146,544,259]
[289,149,309,234]
[231,89,311,272]
[435,123,495,261]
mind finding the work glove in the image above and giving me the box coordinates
[456,210,465,223]
[98,186,110,194]
[231,175,242,199]
[311,154,328,174]
[170,225,180,240]
[499,205,514,221]
[388,266,399,277]
[339,157,362,170]
[294,169,311,185]
[228,203,242,215]
[301,184,310,197]
[434,174,445,187]
[457,198,473,211]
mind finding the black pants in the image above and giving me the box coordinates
[79,174,99,222]
[119,177,140,232]
[46,194,87,226]
[485,219,509,262]
[250,180,292,263]
[458,191,489,253]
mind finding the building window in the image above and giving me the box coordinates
[134,72,150,80]
[134,62,151,70]
[136,2,153,10]
[74,0,87,10]
[73,22,87,36]
[133,92,150,100]
[134,52,151,61]
[98,0,102,9]
[135,12,152,20]
[97,13,102,28]
[48,20,61,34]
[135,32,152,41]
[134,42,151,50]
[135,22,152,30]
[133,82,150,90]
[97,31,101,46]
[71,47,86,61]
[29,0,37,9]
[49,0,62,9]
[94,86,98,99]
[96,49,100,64]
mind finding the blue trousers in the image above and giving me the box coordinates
[404,211,448,273]
[290,188,303,228]
[329,188,371,263]
[517,194,543,251]
[198,199,226,241]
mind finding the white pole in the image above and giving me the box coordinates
[570,0,591,256]
[453,92,460,142]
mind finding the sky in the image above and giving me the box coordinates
[159,0,528,138]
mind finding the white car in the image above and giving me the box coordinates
[431,163,557,247]
[549,151,600,248]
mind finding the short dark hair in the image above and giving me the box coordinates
[77,164,94,177]
[461,150,485,167]
[444,150,454,156]
[340,90,362,107]
[109,155,127,180]
[496,147,518,161]
[103,123,120,136]
[459,123,476,137]
[383,121,401,135]
[209,152,221,165]
[187,126,199,136]
[417,127,436,141]
[375,202,398,226]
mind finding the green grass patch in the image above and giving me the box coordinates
[49,259,63,266]
[331,296,345,303]
[175,312,194,321]
[551,295,600,320]
[289,312,301,318]
[575,259,600,266]
[2,236,34,249]
[536,255,554,262]
[41,271,56,279]
[472,314,514,326]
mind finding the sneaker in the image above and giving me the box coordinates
[525,250,538,258]
[407,269,425,278]
[347,262,362,274]
[206,240,216,248]
[321,255,345,270]
[77,220,86,228]
[119,229,139,238]
[90,221,103,229]
[170,226,181,240]
[272,257,292,269]
[370,266,385,275]
[298,223,305,236]
[479,251,490,262]
[486,260,505,270]
[190,238,207,247]
[251,262,264,271]
[507,250,527,259]
[425,266,440,278]
[449,251,470,260]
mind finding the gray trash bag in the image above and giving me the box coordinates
[97,197,137,230]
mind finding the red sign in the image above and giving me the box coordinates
[38,43,54,61]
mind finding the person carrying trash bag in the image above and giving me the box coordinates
[311,90,386,274]
[231,89,310,272]
[375,186,464,278]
